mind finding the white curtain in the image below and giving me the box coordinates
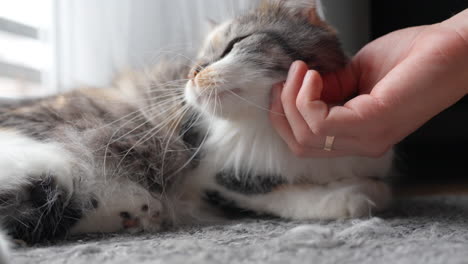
[54,0,369,90]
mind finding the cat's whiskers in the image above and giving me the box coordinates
[146,88,185,96]
[160,84,219,220]
[100,75,192,180]
[110,108,191,184]
[145,50,199,68]
[98,95,184,149]
[157,86,216,191]
[225,89,285,116]
[91,97,173,133]
[158,105,193,195]
[111,102,193,180]
[145,79,189,92]
[101,93,188,179]
[32,198,56,236]
[102,102,186,158]
[101,96,186,151]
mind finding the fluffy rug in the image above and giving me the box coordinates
[10,196,468,264]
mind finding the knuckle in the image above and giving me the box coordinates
[296,133,311,146]
[310,122,327,136]
[295,96,308,111]
[280,92,290,105]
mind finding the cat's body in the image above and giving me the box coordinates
[0,0,393,255]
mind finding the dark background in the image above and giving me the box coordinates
[370,1,468,184]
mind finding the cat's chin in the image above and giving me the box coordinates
[186,84,237,115]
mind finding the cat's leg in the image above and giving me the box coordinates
[0,130,165,240]
[214,178,391,220]
[0,130,88,243]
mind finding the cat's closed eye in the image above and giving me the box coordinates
[189,35,251,79]
[220,35,251,59]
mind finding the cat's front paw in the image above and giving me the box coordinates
[334,192,374,218]
[71,181,164,234]
[119,202,163,233]
[321,181,391,219]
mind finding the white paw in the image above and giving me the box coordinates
[320,182,391,219]
[119,201,163,233]
[343,193,375,218]
[319,190,373,219]
[71,181,163,234]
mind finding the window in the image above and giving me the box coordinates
[0,0,56,98]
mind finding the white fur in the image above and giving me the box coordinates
[71,180,163,234]
[0,231,9,264]
[0,130,74,198]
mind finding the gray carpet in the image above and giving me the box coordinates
[10,196,468,264]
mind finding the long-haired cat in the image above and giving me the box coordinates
[0,0,393,254]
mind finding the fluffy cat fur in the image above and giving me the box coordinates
[0,0,394,255]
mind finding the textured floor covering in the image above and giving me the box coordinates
[10,196,468,264]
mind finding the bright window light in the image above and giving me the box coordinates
[0,0,55,99]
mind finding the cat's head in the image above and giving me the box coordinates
[185,0,347,121]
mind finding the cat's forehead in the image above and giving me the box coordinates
[207,20,254,48]
[203,15,282,55]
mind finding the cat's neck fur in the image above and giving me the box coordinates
[204,111,287,175]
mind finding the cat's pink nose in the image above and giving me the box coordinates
[194,68,217,90]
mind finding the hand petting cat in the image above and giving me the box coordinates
[271,8,468,158]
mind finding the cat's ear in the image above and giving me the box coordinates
[260,0,327,27]
[205,17,219,30]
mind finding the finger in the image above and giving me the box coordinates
[296,70,331,135]
[299,94,377,138]
[271,85,358,157]
[296,69,372,137]
[281,61,324,147]
[270,84,310,153]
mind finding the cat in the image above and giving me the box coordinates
[180,0,394,220]
[0,0,393,255]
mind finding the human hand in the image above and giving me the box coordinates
[270,9,468,158]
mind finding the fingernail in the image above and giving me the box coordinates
[288,61,300,78]
[304,70,315,83]
[285,62,299,88]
